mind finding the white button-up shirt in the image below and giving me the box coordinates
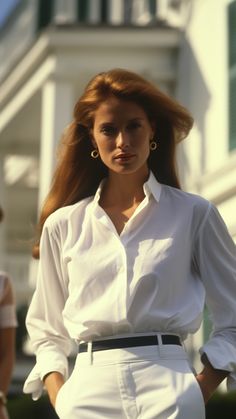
[23,172,236,399]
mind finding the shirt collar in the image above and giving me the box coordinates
[143,171,162,203]
[92,171,162,208]
[93,178,106,207]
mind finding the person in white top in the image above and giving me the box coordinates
[0,207,17,419]
[23,69,236,419]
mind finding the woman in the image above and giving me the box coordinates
[23,69,236,419]
[0,207,17,419]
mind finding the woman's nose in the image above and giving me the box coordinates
[117,131,130,149]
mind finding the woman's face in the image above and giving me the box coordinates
[91,97,154,176]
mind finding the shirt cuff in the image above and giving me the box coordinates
[23,351,69,400]
[200,337,236,391]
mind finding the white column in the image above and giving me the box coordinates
[109,0,124,24]
[157,0,168,20]
[38,78,73,213]
[131,0,150,25]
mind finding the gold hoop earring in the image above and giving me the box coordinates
[91,149,99,159]
[150,140,158,151]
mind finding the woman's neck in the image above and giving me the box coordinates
[101,169,149,208]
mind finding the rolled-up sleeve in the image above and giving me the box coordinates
[23,220,73,400]
[193,203,236,390]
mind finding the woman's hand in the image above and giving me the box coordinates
[195,354,229,404]
[195,374,213,404]
[43,371,64,408]
[0,405,9,419]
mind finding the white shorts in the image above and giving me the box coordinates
[55,334,205,419]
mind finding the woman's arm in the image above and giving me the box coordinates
[24,221,72,400]
[0,326,15,419]
[43,371,65,408]
[193,203,236,393]
[196,354,229,403]
[0,327,15,394]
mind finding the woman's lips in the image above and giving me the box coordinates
[114,154,135,161]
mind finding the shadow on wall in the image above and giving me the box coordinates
[176,33,211,188]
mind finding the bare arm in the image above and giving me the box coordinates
[196,354,229,403]
[43,371,65,408]
[0,327,15,394]
[0,327,15,419]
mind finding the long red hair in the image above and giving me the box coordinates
[33,68,193,258]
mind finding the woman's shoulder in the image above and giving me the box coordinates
[162,184,211,214]
[44,196,94,231]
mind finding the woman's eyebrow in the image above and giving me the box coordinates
[98,117,144,127]
[99,122,116,127]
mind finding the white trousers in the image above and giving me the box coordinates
[55,335,205,419]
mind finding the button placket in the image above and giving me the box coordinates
[93,206,118,235]
[115,237,129,320]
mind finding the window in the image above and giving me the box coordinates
[228,0,236,151]
[100,0,109,23]
[77,0,108,24]
[149,0,157,17]
[77,0,89,22]
[37,0,54,31]
[0,0,21,30]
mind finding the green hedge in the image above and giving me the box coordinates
[7,394,58,419]
[206,391,236,418]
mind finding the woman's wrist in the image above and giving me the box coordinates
[43,371,64,407]
[196,354,229,403]
[195,373,214,403]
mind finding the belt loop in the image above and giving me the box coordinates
[156,333,162,356]
[88,341,93,364]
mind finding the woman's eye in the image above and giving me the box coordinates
[100,126,116,136]
[127,122,141,130]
